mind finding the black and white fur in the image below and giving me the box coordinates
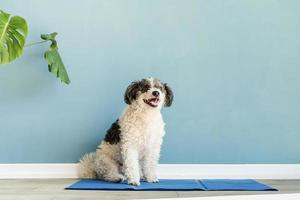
[78,77,173,186]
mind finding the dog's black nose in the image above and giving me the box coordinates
[152,91,160,97]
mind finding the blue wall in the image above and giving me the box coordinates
[1,0,300,163]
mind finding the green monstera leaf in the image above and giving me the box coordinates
[0,10,28,64]
[41,32,70,84]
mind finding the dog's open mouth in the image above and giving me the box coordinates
[143,98,160,107]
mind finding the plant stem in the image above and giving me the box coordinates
[25,40,48,47]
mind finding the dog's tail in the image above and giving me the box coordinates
[78,152,97,179]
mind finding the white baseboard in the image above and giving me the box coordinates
[0,164,78,179]
[0,164,299,179]
[157,164,300,179]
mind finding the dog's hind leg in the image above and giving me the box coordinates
[94,154,125,182]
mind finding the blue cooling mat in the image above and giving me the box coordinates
[66,179,277,191]
[201,179,276,191]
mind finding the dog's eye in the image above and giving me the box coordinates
[140,83,150,93]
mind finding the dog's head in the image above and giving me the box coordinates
[124,78,173,109]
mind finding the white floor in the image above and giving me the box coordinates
[144,193,300,200]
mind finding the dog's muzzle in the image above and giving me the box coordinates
[143,98,160,107]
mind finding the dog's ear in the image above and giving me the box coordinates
[164,83,173,107]
[124,81,140,104]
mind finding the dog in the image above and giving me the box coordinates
[78,77,173,186]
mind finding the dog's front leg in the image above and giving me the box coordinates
[121,147,140,186]
[142,147,160,183]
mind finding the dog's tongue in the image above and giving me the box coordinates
[150,98,159,103]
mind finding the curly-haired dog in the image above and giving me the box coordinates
[78,77,173,186]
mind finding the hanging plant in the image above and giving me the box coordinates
[0,10,70,84]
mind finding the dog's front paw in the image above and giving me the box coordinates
[145,176,159,183]
[128,179,140,186]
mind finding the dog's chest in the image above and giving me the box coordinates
[120,111,165,148]
[138,117,163,145]
[143,119,163,139]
